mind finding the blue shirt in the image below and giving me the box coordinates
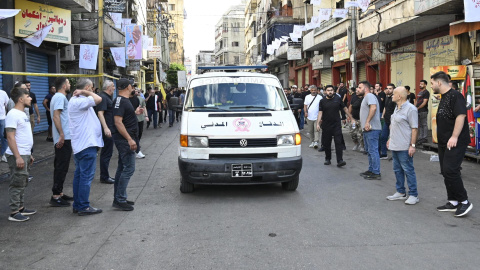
[50,93,71,144]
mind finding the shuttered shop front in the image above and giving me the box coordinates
[358,62,366,81]
[27,50,50,133]
[321,69,332,85]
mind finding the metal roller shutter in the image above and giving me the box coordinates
[304,67,309,85]
[297,69,303,88]
[0,49,3,91]
[27,50,49,133]
[358,62,366,81]
[321,69,332,85]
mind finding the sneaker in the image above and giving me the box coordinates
[78,207,103,216]
[386,192,407,201]
[19,208,37,215]
[454,202,473,217]
[28,175,33,182]
[61,194,74,201]
[112,200,134,211]
[380,155,388,160]
[352,144,359,151]
[50,197,71,207]
[313,142,319,149]
[358,147,365,152]
[317,146,325,152]
[437,202,458,212]
[308,142,315,148]
[1,155,7,163]
[359,170,373,177]
[364,173,381,180]
[324,160,331,165]
[337,160,346,167]
[405,196,419,205]
[126,200,135,205]
[8,212,29,222]
[100,177,115,184]
[136,151,145,159]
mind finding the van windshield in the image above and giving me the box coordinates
[184,83,289,111]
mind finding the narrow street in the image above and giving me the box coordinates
[0,124,479,269]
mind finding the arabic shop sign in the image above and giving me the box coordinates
[430,65,466,80]
[15,0,71,44]
[105,0,126,13]
[424,35,456,61]
[333,36,349,62]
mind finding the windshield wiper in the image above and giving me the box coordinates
[229,106,275,111]
[187,106,229,111]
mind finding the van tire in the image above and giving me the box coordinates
[281,176,299,191]
[180,178,194,193]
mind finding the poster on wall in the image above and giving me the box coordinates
[15,0,71,44]
[333,36,350,62]
[125,25,142,60]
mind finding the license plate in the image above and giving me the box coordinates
[231,164,253,177]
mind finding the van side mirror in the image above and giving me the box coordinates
[290,98,303,110]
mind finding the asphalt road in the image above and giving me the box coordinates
[0,123,479,270]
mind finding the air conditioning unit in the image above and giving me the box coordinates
[60,45,75,61]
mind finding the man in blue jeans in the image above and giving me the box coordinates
[68,78,103,215]
[386,87,419,205]
[112,79,140,211]
[358,81,382,180]
[166,88,178,127]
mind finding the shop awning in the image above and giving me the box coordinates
[450,20,480,36]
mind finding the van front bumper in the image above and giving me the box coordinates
[178,156,302,185]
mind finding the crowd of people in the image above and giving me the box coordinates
[284,71,474,217]
[3,78,184,221]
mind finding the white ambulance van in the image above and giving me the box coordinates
[178,66,302,193]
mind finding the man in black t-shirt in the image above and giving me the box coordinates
[97,80,116,184]
[338,82,348,106]
[316,85,352,167]
[112,79,141,211]
[405,86,416,104]
[145,88,158,129]
[431,71,473,217]
[380,84,396,158]
[416,79,430,144]
[349,92,364,152]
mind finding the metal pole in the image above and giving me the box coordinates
[98,0,104,87]
[351,7,357,88]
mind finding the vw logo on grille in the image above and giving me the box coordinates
[239,139,248,147]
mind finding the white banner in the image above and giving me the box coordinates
[358,0,370,12]
[110,47,126,67]
[345,2,360,8]
[0,9,20,20]
[333,9,348,19]
[147,38,154,50]
[319,9,332,21]
[79,44,99,70]
[121,18,132,32]
[110,12,122,29]
[142,35,149,50]
[289,33,299,42]
[311,0,322,5]
[465,0,480,22]
[267,44,275,55]
[23,24,53,47]
[177,70,187,88]
[311,16,321,28]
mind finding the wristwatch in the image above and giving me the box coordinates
[410,144,416,148]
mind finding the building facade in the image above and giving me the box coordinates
[167,0,185,65]
[196,50,215,74]
[215,3,246,66]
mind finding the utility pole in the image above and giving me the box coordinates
[350,7,357,88]
[154,6,157,86]
[98,0,104,88]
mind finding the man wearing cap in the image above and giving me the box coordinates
[112,79,142,211]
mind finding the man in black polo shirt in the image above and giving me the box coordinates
[380,83,396,159]
[112,79,141,211]
[97,80,116,184]
[316,85,352,167]
[431,71,472,217]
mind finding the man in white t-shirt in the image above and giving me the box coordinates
[68,78,103,216]
[303,85,322,149]
[5,87,35,222]
[0,88,10,163]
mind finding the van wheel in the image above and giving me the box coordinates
[180,178,194,193]
[281,176,299,191]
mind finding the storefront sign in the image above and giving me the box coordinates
[295,58,308,67]
[148,46,162,59]
[15,0,71,44]
[105,0,126,13]
[391,44,416,62]
[430,65,466,80]
[311,54,324,70]
[333,36,349,62]
[287,47,302,60]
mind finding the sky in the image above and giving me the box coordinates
[184,0,243,74]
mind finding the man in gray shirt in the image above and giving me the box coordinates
[386,87,419,205]
[358,81,382,180]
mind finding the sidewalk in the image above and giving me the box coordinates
[0,132,54,177]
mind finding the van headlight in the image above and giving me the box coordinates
[187,136,209,147]
[277,134,294,146]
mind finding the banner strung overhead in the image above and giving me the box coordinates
[125,25,142,60]
[23,24,52,47]
[464,0,480,22]
[0,9,20,20]
[109,12,122,29]
[110,47,126,67]
[79,44,99,70]
[15,0,71,44]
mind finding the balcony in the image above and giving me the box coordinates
[28,0,92,13]
[357,0,456,42]
[414,0,463,16]
[302,18,350,51]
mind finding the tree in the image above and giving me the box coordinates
[167,63,186,87]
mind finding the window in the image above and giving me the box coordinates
[168,23,175,29]
[169,42,176,51]
[232,42,239,47]
[234,56,240,64]
[169,4,175,11]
